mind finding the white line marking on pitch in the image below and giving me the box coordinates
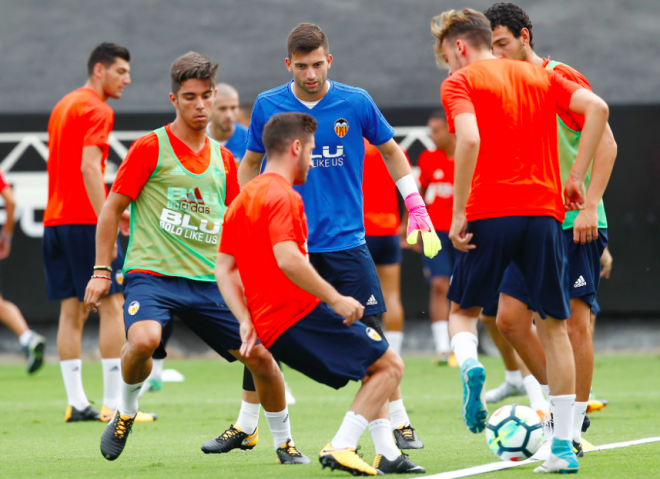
[420,436,660,479]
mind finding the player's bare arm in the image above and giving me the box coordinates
[563,88,609,213]
[448,113,479,252]
[376,139,413,181]
[81,145,108,218]
[215,252,258,357]
[83,191,131,312]
[237,150,265,187]
[573,124,617,244]
[0,185,15,259]
[273,240,364,324]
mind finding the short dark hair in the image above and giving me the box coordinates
[87,42,130,76]
[483,3,534,48]
[287,23,329,59]
[431,9,493,66]
[263,112,317,157]
[170,52,218,95]
[429,109,447,121]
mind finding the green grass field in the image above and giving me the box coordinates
[1,354,659,478]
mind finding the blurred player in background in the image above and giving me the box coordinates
[433,8,609,473]
[0,171,47,373]
[207,83,248,164]
[219,112,424,475]
[363,138,405,356]
[238,23,442,452]
[42,43,153,423]
[416,110,456,365]
[86,52,306,464]
[237,102,253,128]
[484,2,617,456]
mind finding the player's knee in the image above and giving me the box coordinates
[496,314,519,339]
[430,277,449,296]
[242,346,277,378]
[380,348,404,383]
[128,334,160,358]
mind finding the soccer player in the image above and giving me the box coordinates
[84,52,307,464]
[416,110,456,365]
[219,111,425,475]
[44,42,155,423]
[206,83,249,164]
[432,8,609,473]
[236,23,442,451]
[484,2,617,455]
[363,138,405,356]
[0,171,47,373]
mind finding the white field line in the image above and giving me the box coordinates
[420,436,660,479]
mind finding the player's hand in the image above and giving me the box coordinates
[573,207,599,244]
[119,210,131,236]
[329,295,364,325]
[399,224,421,253]
[84,275,112,312]
[564,173,586,211]
[600,247,613,279]
[0,236,11,259]
[239,317,258,358]
[404,193,441,258]
[448,213,475,252]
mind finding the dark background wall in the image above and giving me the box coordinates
[0,105,657,322]
[0,0,659,114]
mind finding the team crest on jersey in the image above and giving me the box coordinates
[365,327,382,342]
[115,270,124,286]
[128,301,140,316]
[334,118,349,138]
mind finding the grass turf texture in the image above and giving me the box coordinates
[0,354,658,478]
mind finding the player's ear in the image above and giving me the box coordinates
[520,28,531,47]
[169,92,178,108]
[285,57,293,72]
[326,54,333,69]
[92,62,105,80]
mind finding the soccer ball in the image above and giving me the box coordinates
[486,404,543,461]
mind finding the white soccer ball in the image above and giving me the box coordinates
[486,404,544,461]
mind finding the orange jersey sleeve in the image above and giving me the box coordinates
[441,71,475,134]
[0,170,7,192]
[111,133,159,201]
[82,103,114,154]
[221,147,241,206]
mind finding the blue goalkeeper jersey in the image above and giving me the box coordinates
[246,80,395,253]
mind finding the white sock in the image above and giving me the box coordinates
[264,407,293,449]
[384,331,403,356]
[431,321,450,354]
[18,330,34,347]
[331,412,369,450]
[369,418,401,461]
[101,358,122,411]
[541,384,551,401]
[149,359,165,381]
[60,359,88,411]
[549,394,575,442]
[505,369,523,386]
[524,375,548,412]
[118,379,143,417]
[573,401,588,443]
[236,400,261,434]
[389,399,410,429]
[450,331,478,367]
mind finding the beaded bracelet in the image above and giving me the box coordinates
[91,275,112,281]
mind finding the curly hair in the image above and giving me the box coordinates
[483,3,534,48]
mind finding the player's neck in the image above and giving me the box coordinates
[292,80,329,103]
[170,119,207,154]
[208,121,234,142]
[263,159,295,185]
[438,139,456,158]
[525,48,544,68]
[83,78,108,102]
[466,49,496,65]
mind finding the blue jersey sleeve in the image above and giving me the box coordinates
[357,91,394,146]
[246,98,266,154]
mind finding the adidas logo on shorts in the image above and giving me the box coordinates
[366,295,378,306]
[574,275,587,288]
[170,165,186,175]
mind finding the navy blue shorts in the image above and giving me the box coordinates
[268,303,390,389]
[483,228,608,317]
[365,235,402,265]
[310,244,386,316]
[122,273,241,362]
[447,216,570,320]
[43,224,124,302]
[423,231,456,282]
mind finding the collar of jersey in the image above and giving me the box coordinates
[288,80,333,110]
